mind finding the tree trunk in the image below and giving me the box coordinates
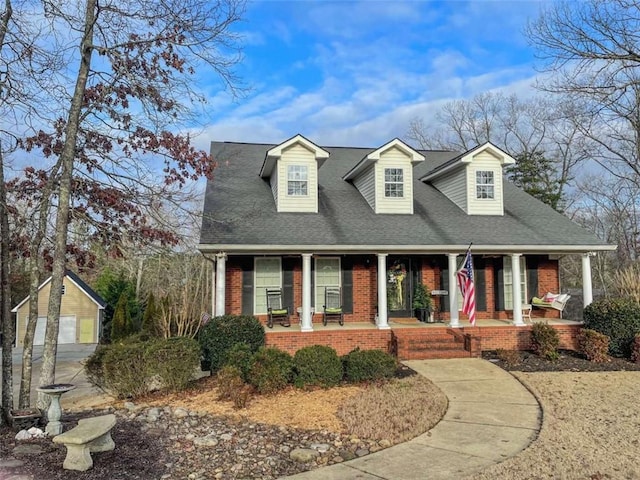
[38,0,97,408]
[0,145,14,424]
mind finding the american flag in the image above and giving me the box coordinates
[456,248,476,326]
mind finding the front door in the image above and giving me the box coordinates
[387,257,414,317]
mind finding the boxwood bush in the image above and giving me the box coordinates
[100,342,152,398]
[578,329,610,363]
[145,336,200,392]
[583,298,640,357]
[86,336,200,398]
[293,345,343,388]
[198,315,265,373]
[530,322,560,360]
[342,348,397,383]
[223,342,255,381]
[247,347,293,394]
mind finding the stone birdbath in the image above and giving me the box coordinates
[36,383,76,436]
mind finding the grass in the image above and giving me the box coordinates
[336,375,447,443]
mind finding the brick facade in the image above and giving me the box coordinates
[224,254,563,323]
[265,324,582,360]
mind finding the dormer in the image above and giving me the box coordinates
[343,138,424,214]
[420,142,515,216]
[259,134,329,213]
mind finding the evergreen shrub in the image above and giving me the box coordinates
[146,336,200,391]
[224,343,255,381]
[198,315,265,373]
[631,334,640,363]
[578,329,610,363]
[583,298,640,357]
[101,342,152,398]
[342,348,397,383]
[247,347,293,394]
[293,345,343,388]
[530,322,560,361]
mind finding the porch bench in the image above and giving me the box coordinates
[53,414,116,471]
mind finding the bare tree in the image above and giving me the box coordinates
[18,0,246,406]
[527,0,640,184]
[407,92,585,211]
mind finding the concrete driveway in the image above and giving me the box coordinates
[1,344,111,409]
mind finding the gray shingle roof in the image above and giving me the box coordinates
[199,141,613,254]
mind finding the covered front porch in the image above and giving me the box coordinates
[264,318,583,360]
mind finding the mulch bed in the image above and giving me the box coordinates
[482,349,640,372]
[3,352,638,479]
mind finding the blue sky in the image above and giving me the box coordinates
[195,0,549,150]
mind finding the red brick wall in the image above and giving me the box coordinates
[265,329,393,356]
[461,324,580,351]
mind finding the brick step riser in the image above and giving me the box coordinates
[398,350,471,360]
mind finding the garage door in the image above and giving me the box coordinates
[34,316,77,345]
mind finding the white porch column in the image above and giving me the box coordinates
[301,253,313,332]
[512,253,524,326]
[582,252,594,307]
[214,253,226,316]
[448,254,460,328]
[211,260,216,316]
[377,254,390,329]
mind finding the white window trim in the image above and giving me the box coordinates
[384,167,404,198]
[476,170,495,200]
[287,165,309,196]
[254,257,282,315]
[503,256,527,310]
[314,257,341,313]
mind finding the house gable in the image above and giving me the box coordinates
[259,134,329,213]
[344,138,424,214]
[420,142,515,216]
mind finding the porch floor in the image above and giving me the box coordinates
[265,318,583,332]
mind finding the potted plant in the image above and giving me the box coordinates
[412,283,433,323]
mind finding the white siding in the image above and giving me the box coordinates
[276,144,318,212]
[270,169,278,203]
[467,151,503,215]
[432,169,467,212]
[353,165,376,210]
[373,147,413,214]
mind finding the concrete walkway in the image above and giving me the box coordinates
[284,358,541,480]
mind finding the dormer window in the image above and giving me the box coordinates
[384,168,404,198]
[476,171,495,199]
[287,165,308,196]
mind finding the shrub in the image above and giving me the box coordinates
[101,342,152,398]
[84,345,108,391]
[530,322,560,361]
[342,348,397,383]
[583,298,640,357]
[247,347,293,394]
[631,334,640,363]
[495,349,521,366]
[224,343,255,381]
[578,329,610,363]
[198,315,265,373]
[216,365,245,401]
[293,345,343,388]
[146,337,200,392]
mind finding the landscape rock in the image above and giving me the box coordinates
[290,448,320,463]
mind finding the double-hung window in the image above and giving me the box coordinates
[384,168,404,198]
[503,256,527,310]
[476,171,495,199]
[254,257,281,314]
[287,165,308,196]
[315,257,341,312]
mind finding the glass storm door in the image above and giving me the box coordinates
[387,257,412,317]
